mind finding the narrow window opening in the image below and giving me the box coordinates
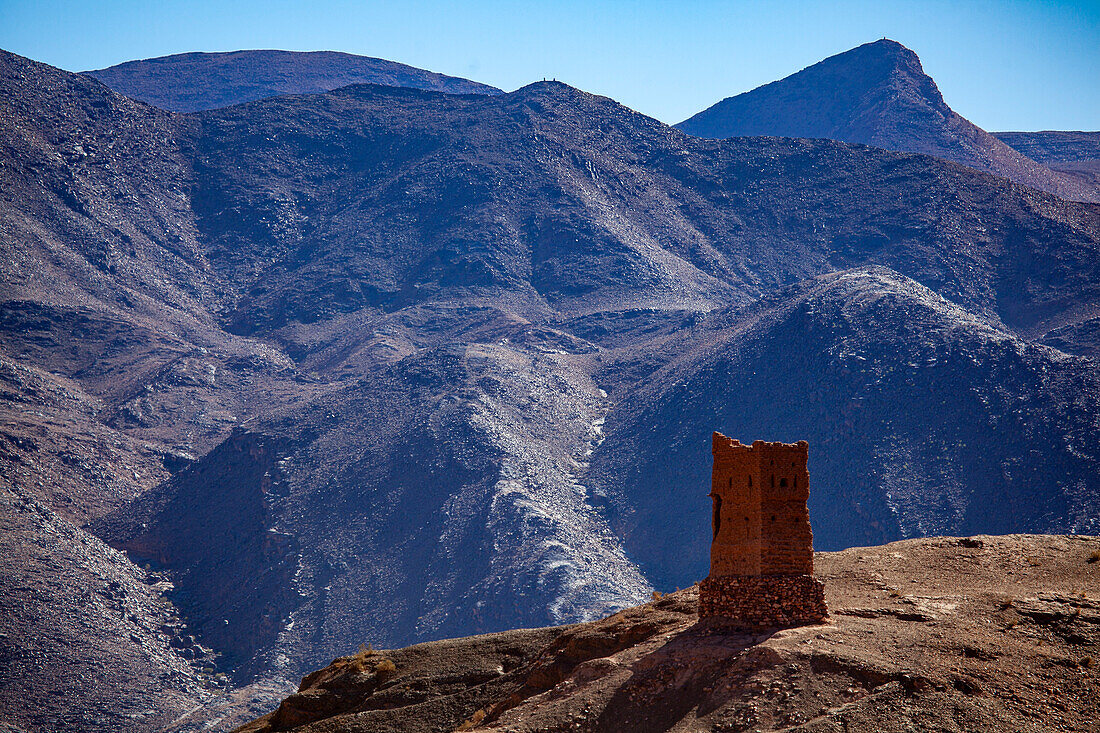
[748,475,752,488]
[711,494,722,540]
[770,474,775,488]
[779,477,788,488]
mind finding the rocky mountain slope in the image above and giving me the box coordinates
[85,49,500,112]
[677,40,1099,203]
[592,268,1100,589]
[2,45,1100,731]
[235,535,1100,733]
[0,478,208,732]
[183,78,1100,349]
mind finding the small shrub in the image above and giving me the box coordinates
[1087,550,1100,564]
[1081,656,1094,669]
[457,708,487,730]
[349,642,376,671]
[651,590,663,601]
[375,657,397,674]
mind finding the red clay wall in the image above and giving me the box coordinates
[709,434,813,577]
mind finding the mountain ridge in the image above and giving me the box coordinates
[677,39,1100,203]
[84,49,501,113]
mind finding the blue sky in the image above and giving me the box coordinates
[1,0,1096,130]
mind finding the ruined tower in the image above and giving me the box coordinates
[699,432,828,628]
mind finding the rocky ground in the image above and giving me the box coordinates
[236,534,1100,733]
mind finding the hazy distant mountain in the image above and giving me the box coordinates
[995,130,1100,195]
[677,40,1099,203]
[3,46,1100,730]
[85,49,500,112]
[994,131,1100,164]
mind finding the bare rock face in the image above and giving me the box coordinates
[700,434,827,628]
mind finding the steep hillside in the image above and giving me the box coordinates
[187,79,1100,350]
[591,268,1100,589]
[0,49,213,323]
[85,50,500,112]
[677,40,1098,203]
[0,481,208,732]
[236,535,1100,733]
[92,317,651,678]
[0,50,321,729]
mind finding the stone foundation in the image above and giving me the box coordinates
[699,573,827,629]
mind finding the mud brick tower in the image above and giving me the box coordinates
[698,432,828,628]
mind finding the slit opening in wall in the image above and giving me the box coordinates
[712,494,721,540]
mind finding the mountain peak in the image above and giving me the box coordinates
[860,37,916,55]
[836,38,927,77]
[513,79,580,95]
[677,39,942,141]
[676,40,1098,202]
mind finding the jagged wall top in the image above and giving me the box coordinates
[709,432,813,577]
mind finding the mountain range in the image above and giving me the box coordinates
[994,130,1100,194]
[1,38,1098,731]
